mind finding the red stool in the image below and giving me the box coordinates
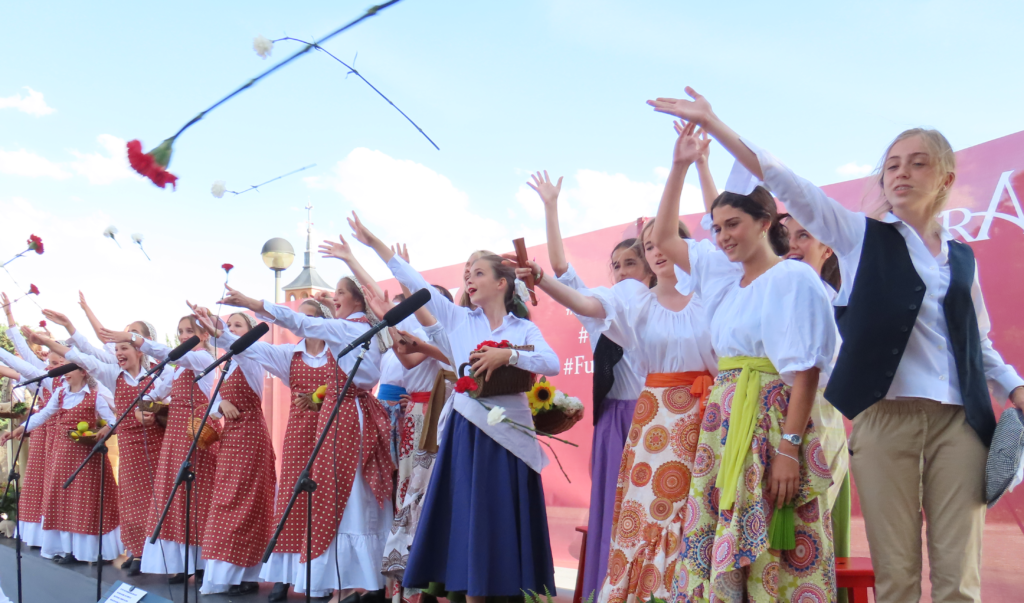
[573,526,588,603]
[836,557,875,603]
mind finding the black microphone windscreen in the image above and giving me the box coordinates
[167,336,201,361]
[48,363,80,378]
[383,288,430,327]
[229,322,270,354]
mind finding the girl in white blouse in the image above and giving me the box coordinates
[649,88,1024,603]
[650,120,837,602]
[348,212,560,602]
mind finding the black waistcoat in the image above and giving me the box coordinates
[592,334,624,426]
[824,219,995,445]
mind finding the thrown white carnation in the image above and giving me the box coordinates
[103,225,118,237]
[131,233,144,243]
[253,35,273,59]
[514,278,530,301]
[487,406,507,426]
[211,180,226,198]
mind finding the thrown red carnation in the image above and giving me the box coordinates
[28,284,39,295]
[455,376,478,394]
[127,139,179,190]
[28,234,44,254]
[222,263,234,273]
[39,320,46,328]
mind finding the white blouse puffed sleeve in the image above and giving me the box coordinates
[582,279,648,353]
[759,262,836,387]
[687,238,743,313]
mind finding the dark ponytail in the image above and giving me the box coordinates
[820,254,841,291]
[477,255,530,320]
[710,186,789,256]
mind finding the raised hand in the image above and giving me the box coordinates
[527,170,563,210]
[42,309,73,331]
[647,86,714,125]
[672,120,711,167]
[1,292,12,318]
[362,286,393,320]
[318,235,355,263]
[697,130,712,165]
[78,291,91,311]
[391,243,410,263]
[506,257,544,284]
[347,212,379,248]
[188,302,220,337]
[312,291,338,318]
[219,284,262,312]
[100,327,133,345]
[21,325,44,346]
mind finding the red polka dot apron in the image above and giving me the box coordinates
[19,385,54,525]
[200,367,277,567]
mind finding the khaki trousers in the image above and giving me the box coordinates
[850,398,987,603]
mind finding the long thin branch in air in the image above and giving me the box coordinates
[228,163,318,195]
[274,37,440,150]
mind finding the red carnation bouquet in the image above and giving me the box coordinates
[3,235,45,268]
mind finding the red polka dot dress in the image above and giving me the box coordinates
[199,363,276,593]
[18,383,55,546]
[39,386,119,556]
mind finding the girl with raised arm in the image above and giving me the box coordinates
[42,311,168,575]
[514,205,715,603]
[650,88,1024,603]
[348,212,560,602]
[218,276,391,603]
[104,316,220,583]
[195,299,337,602]
[1,295,67,548]
[648,120,837,602]
[170,309,276,597]
[525,169,659,601]
[1,356,121,564]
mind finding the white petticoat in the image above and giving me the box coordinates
[40,527,124,561]
[140,539,206,574]
[199,561,262,594]
[17,520,45,548]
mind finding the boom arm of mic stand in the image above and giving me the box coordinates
[149,358,232,544]
[63,365,165,489]
[261,340,370,563]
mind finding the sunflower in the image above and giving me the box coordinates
[527,379,556,415]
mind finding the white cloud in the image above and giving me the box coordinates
[0,148,71,179]
[515,168,705,240]
[0,87,55,117]
[836,162,873,177]
[310,148,510,276]
[69,134,135,185]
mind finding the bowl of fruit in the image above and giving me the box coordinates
[311,385,328,409]
[69,420,107,446]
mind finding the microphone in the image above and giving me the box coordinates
[335,288,431,358]
[194,322,269,380]
[139,335,201,380]
[13,363,80,388]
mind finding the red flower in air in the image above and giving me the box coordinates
[127,139,179,190]
[39,320,46,328]
[222,263,234,273]
[454,376,478,394]
[28,235,44,254]
[28,284,39,295]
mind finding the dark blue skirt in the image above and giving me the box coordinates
[404,412,556,597]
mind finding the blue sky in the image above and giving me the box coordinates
[3,0,1023,338]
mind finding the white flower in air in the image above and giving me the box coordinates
[131,233,144,244]
[103,225,118,238]
[211,180,226,198]
[253,35,273,59]
[487,405,507,426]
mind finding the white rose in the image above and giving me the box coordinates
[253,35,273,59]
[486,406,506,426]
[211,180,226,198]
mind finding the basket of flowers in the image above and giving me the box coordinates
[456,340,536,399]
[529,378,584,436]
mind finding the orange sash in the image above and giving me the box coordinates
[645,371,714,418]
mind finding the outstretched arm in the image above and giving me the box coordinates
[652,121,708,273]
[77,292,109,342]
[527,170,570,277]
[2,292,14,328]
[695,132,718,213]
[0,365,18,381]
[512,260,606,318]
[318,233,386,301]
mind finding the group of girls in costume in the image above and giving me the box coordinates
[3,88,1023,603]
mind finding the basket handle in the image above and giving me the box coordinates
[458,363,471,379]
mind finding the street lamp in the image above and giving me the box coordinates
[261,238,295,303]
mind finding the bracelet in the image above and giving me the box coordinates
[775,451,800,464]
[534,270,544,284]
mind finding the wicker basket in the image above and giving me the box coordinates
[70,431,101,446]
[533,407,584,436]
[186,417,220,450]
[458,345,536,399]
[139,399,170,428]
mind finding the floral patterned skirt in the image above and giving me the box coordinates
[598,381,704,603]
[673,369,835,603]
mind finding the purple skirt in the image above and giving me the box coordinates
[582,397,636,601]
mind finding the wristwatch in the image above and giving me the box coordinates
[508,349,520,366]
[781,433,803,446]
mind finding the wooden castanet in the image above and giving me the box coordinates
[512,237,538,306]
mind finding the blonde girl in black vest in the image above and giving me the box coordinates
[648,88,1024,603]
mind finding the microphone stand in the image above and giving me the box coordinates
[261,340,370,603]
[148,359,231,603]
[2,382,43,603]
[62,364,167,602]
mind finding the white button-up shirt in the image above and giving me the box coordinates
[26,383,116,432]
[745,138,1024,404]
